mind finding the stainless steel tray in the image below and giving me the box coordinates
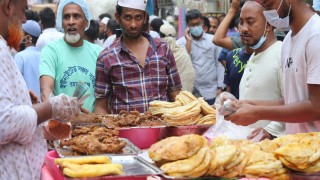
[63,155,163,179]
[54,138,142,157]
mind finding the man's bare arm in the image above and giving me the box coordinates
[168,90,181,102]
[227,84,320,125]
[40,75,55,102]
[94,98,109,115]
[212,0,240,50]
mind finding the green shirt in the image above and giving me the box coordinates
[40,39,103,112]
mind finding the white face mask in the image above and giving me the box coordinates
[263,0,291,29]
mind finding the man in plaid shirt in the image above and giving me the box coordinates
[94,0,182,114]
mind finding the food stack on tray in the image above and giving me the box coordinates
[149,90,216,126]
[54,156,123,178]
[59,126,126,155]
[148,132,320,179]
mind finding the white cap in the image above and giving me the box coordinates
[166,15,174,23]
[101,17,110,25]
[160,23,176,37]
[149,15,158,23]
[118,0,147,11]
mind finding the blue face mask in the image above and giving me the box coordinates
[190,26,203,37]
[250,35,266,50]
[250,23,267,50]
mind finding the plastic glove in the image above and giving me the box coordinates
[214,92,238,116]
[49,93,80,123]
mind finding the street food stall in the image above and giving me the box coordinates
[42,91,320,179]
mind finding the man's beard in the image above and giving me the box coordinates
[123,30,142,39]
[98,32,107,40]
[7,16,24,51]
[65,33,81,44]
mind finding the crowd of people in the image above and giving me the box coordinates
[0,0,320,178]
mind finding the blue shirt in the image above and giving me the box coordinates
[14,46,41,99]
[224,47,252,99]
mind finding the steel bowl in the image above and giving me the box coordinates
[118,126,166,149]
[159,124,213,139]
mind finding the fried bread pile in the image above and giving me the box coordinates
[60,126,126,155]
[149,134,290,179]
[272,132,320,173]
[55,156,123,178]
[149,91,216,126]
[103,110,165,127]
[150,132,320,179]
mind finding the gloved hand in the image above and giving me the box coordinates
[214,92,238,116]
[49,93,80,122]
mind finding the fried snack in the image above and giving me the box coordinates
[163,101,201,125]
[205,149,218,176]
[198,97,216,115]
[210,145,243,177]
[70,113,104,125]
[104,110,165,127]
[274,141,320,172]
[209,136,232,149]
[164,147,211,178]
[165,114,203,126]
[160,147,209,174]
[197,114,216,125]
[244,149,288,179]
[258,139,280,153]
[149,134,207,163]
[149,100,182,108]
[60,126,126,155]
[55,156,111,166]
[62,162,123,178]
[175,91,198,105]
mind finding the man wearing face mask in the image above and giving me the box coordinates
[176,9,224,105]
[225,0,320,135]
[14,20,42,99]
[238,1,285,139]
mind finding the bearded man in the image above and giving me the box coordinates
[0,0,81,179]
[94,0,182,114]
[40,0,103,112]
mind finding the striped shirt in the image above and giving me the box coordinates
[95,33,182,114]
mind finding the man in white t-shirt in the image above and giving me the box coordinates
[238,1,285,138]
[225,0,320,134]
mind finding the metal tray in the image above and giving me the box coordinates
[63,155,163,179]
[54,138,142,157]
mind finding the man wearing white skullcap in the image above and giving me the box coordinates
[14,20,42,99]
[40,0,103,139]
[94,0,182,114]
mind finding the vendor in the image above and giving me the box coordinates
[94,0,182,114]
